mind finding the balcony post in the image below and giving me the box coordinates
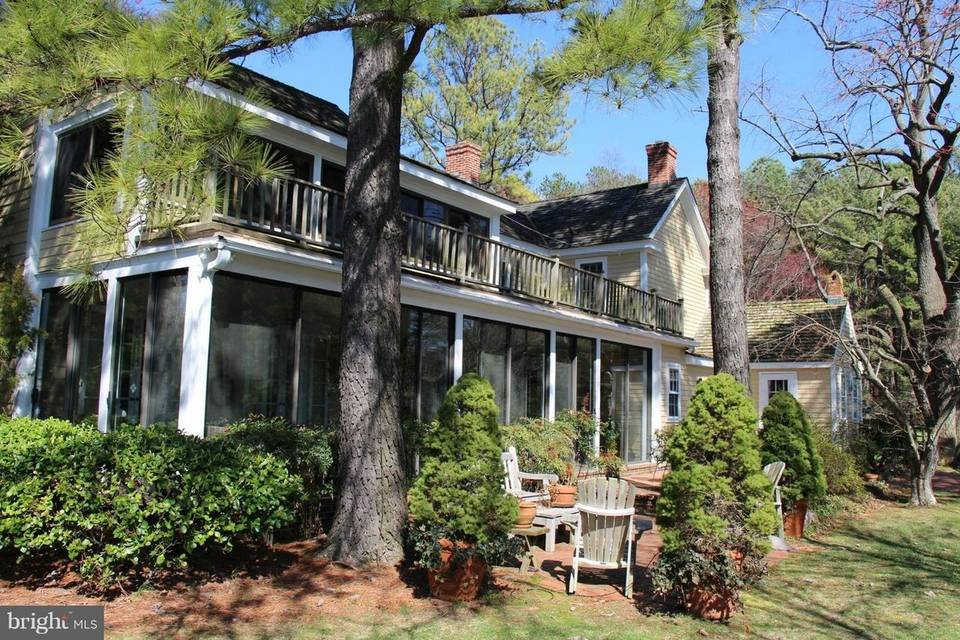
[652,291,660,330]
[456,224,469,282]
[551,256,560,305]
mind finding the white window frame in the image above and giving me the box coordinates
[666,362,682,421]
[758,371,798,414]
[575,257,607,277]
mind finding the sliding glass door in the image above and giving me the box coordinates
[600,341,651,464]
[555,334,595,415]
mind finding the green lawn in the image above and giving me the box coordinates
[127,469,960,640]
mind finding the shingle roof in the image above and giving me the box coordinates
[223,65,350,135]
[695,299,848,362]
[501,179,686,250]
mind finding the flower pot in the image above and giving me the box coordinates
[516,501,538,528]
[427,539,488,602]
[863,472,880,482]
[783,500,809,538]
[685,587,736,621]
[549,484,577,508]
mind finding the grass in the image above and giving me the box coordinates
[120,468,960,640]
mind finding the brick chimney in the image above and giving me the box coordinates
[826,270,846,303]
[646,141,678,185]
[444,141,482,183]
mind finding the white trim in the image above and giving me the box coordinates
[752,361,834,370]
[547,330,557,421]
[685,354,713,368]
[96,278,119,432]
[650,343,662,454]
[575,256,608,277]
[666,362,682,422]
[757,371,799,414]
[830,362,839,430]
[639,250,650,291]
[177,258,213,437]
[549,239,663,258]
[452,312,464,381]
[592,339,601,454]
[647,182,687,240]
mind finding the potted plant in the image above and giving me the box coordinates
[760,392,828,538]
[501,416,578,507]
[651,375,777,620]
[408,374,519,602]
[516,499,537,528]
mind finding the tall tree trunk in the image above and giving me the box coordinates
[326,26,407,565]
[706,11,750,388]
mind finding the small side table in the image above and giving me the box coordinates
[510,525,549,573]
[533,506,578,552]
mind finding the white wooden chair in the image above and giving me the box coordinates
[567,477,638,598]
[764,461,786,540]
[501,446,559,503]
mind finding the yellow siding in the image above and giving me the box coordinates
[0,128,35,265]
[39,219,121,273]
[750,367,834,427]
[659,346,712,433]
[647,202,709,338]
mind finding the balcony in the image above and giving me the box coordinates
[173,171,684,335]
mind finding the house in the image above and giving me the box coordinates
[0,65,855,467]
[690,272,863,428]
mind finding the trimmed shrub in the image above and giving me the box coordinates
[0,418,300,586]
[810,424,866,499]
[760,392,827,508]
[222,416,335,536]
[408,374,518,569]
[652,374,777,611]
[501,417,575,482]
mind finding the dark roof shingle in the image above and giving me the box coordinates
[695,299,848,362]
[501,179,685,249]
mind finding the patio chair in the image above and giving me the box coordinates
[763,461,786,540]
[501,446,559,503]
[567,477,638,598]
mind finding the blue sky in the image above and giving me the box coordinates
[239,11,837,187]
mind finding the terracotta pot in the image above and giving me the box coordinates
[783,500,809,538]
[516,501,537,528]
[550,484,577,508]
[685,587,736,621]
[427,539,488,602]
[863,472,880,482]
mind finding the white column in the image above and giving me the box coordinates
[547,330,557,421]
[177,259,214,437]
[649,343,662,461]
[13,117,55,417]
[593,338,601,455]
[96,278,120,433]
[639,249,650,291]
[452,311,464,382]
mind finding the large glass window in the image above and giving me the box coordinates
[50,118,120,223]
[555,334,595,414]
[400,308,453,422]
[206,275,298,433]
[297,289,341,427]
[462,317,546,422]
[600,341,651,464]
[112,272,187,427]
[34,289,106,421]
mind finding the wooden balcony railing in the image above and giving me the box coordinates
[211,171,684,335]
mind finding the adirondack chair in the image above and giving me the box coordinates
[567,477,638,598]
[764,461,786,540]
[501,446,559,503]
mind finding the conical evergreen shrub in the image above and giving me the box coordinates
[408,374,517,564]
[652,374,777,612]
[760,391,827,507]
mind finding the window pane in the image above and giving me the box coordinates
[576,337,594,413]
[400,193,421,218]
[479,322,508,420]
[423,200,445,225]
[601,342,650,463]
[298,290,341,426]
[113,277,150,426]
[515,329,545,422]
[50,118,119,222]
[320,161,345,193]
[74,298,105,420]
[419,311,451,421]
[579,261,604,275]
[399,308,420,422]
[143,274,186,425]
[555,335,575,414]
[36,291,73,418]
[207,275,296,433]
